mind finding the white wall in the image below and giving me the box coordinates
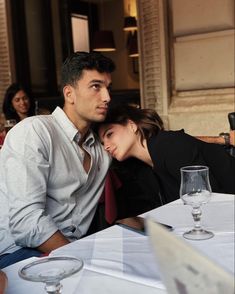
[137,0,235,135]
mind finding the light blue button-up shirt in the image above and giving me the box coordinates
[0,107,111,255]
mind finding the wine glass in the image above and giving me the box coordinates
[18,256,83,294]
[180,165,214,240]
[4,119,17,133]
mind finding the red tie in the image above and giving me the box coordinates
[99,170,122,224]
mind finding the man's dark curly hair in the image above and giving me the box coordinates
[61,51,116,91]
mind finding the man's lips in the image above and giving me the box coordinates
[97,106,108,114]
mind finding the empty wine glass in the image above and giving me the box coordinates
[4,119,17,133]
[180,165,214,240]
[18,256,83,293]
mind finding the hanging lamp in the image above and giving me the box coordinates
[92,0,116,52]
[124,16,137,31]
[92,30,116,52]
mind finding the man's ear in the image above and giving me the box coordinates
[63,85,74,104]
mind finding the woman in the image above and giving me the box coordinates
[2,83,35,123]
[98,105,235,205]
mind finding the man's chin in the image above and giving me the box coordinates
[93,115,107,122]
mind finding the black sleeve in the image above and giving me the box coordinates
[200,143,235,194]
[157,130,235,194]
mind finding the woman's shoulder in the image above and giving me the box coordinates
[147,129,201,161]
[151,129,196,143]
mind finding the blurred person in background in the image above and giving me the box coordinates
[2,83,35,123]
[0,117,6,147]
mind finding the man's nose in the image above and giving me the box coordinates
[102,88,111,103]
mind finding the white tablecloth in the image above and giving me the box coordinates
[3,193,234,293]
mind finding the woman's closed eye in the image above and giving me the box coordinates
[105,131,113,139]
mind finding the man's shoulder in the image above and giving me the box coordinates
[5,115,55,147]
[15,114,53,127]
[14,114,55,133]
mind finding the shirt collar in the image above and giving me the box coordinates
[52,106,95,146]
[74,131,95,147]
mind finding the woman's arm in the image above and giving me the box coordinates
[196,130,235,146]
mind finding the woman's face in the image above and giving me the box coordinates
[99,121,138,161]
[11,90,30,115]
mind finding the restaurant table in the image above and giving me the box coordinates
[3,193,234,293]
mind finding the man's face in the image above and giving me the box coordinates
[64,69,112,127]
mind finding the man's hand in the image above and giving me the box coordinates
[0,270,7,294]
[196,131,235,146]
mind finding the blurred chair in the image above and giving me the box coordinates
[228,112,235,157]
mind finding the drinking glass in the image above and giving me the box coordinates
[180,165,214,240]
[4,119,17,133]
[18,256,83,293]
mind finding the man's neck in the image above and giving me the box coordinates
[63,105,91,143]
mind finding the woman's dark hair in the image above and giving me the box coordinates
[100,104,164,144]
[2,83,35,122]
[61,51,116,91]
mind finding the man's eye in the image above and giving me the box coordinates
[92,84,101,90]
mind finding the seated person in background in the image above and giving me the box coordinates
[197,132,235,146]
[0,51,115,269]
[2,83,35,123]
[0,270,7,294]
[98,105,235,209]
[0,121,6,147]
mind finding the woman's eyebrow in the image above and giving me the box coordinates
[100,126,111,139]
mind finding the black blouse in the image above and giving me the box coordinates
[147,130,235,204]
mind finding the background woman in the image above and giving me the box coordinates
[98,105,235,206]
[2,83,35,123]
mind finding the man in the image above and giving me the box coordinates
[0,51,115,268]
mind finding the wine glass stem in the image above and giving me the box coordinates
[45,282,62,294]
[192,207,202,230]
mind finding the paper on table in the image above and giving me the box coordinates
[147,219,234,294]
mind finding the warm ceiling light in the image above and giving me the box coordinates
[92,30,116,52]
[124,16,137,31]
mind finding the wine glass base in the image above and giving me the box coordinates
[183,229,214,240]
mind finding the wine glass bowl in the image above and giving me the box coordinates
[19,256,84,294]
[180,165,214,240]
[4,119,17,133]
